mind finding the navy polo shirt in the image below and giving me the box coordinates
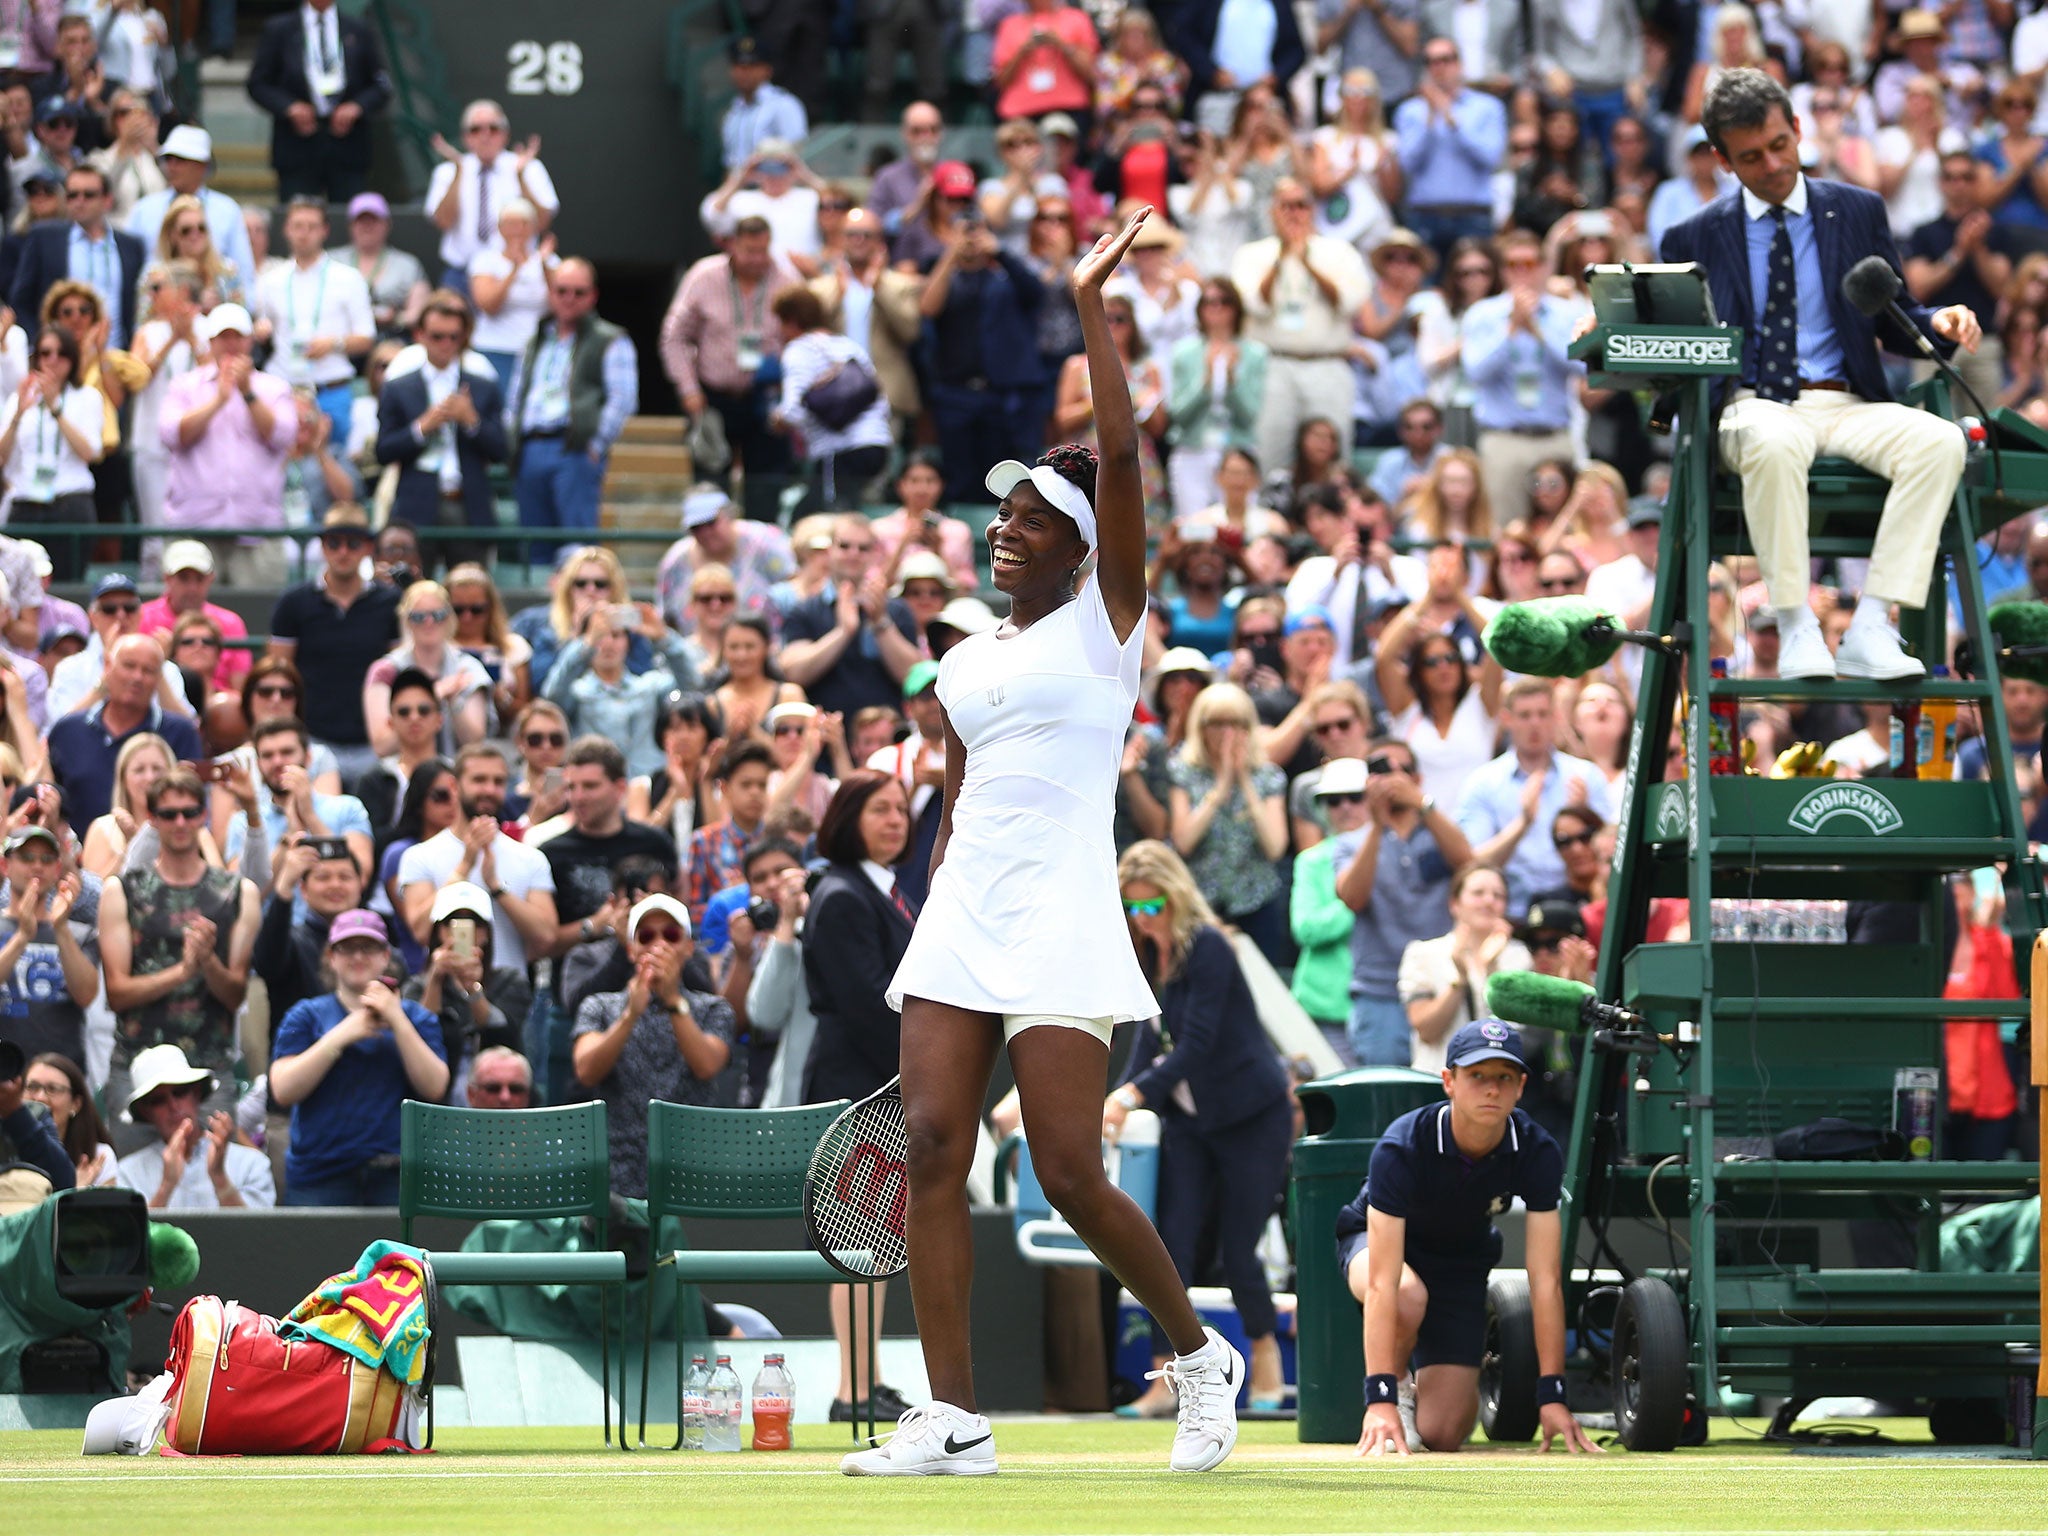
[46,701,204,825]
[268,579,403,747]
[1337,1103,1562,1269]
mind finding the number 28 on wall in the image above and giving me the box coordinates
[507,40,583,96]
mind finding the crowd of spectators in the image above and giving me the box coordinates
[0,2,2041,1373]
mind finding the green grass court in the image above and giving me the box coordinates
[4,1420,2038,1534]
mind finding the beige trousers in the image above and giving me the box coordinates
[1717,388,1965,610]
[1255,355,1355,483]
[1477,428,1575,528]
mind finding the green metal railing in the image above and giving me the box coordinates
[666,0,747,185]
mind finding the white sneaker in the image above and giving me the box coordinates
[1834,622,1926,681]
[1397,1377,1425,1452]
[839,1403,998,1477]
[1149,1327,1244,1472]
[1777,621,1837,680]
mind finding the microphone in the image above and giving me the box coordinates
[1840,255,2002,492]
[1483,597,1655,679]
[1487,970,1645,1035]
[1987,603,2048,686]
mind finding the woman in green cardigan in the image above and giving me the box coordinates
[1165,275,1268,521]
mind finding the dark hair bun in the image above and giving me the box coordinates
[1039,443,1098,507]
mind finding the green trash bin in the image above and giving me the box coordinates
[1292,1066,1444,1444]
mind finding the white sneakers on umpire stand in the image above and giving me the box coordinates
[841,1328,1246,1476]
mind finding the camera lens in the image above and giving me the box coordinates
[746,896,780,932]
[0,1037,22,1081]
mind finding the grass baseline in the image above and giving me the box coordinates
[1,1420,2039,1535]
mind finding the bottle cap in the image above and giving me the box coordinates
[716,1355,732,1364]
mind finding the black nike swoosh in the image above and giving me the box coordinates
[944,1432,993,1455]
[1222,1354,1236,1388]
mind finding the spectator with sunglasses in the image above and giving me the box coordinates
[446,563,530,724]
[574,893,735,1191]
[1290,756,1371,1060]
[1374,570,1502,811]
[626,690,724,849]
[503,698,569,828]
[369,757,456,965]
[350,668,445,836]
[48,572,190,722]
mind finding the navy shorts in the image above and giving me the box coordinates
[1336,1229,1497,1370]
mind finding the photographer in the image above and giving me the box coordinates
[916,208,1045,505]
[252,832,381,1030]
[401,882,529,1102]
[705,837,806,1106]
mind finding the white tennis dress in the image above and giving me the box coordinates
[887,574,1160,1022]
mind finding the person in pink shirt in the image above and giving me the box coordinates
[157,304,299,589]
[868,451,978,590]
[137,539,250,691]
[991,0,1098,123]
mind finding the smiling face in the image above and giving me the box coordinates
[720,622,767,680]
[328,934,390,992]
[987,480,1087,601]
[857,778,911,865]
[1452,866,1508,928]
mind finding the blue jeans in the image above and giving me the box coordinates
[1406,207,1495,271]
[515,436,605,545]
[1575,89,1631,163]
[438,267,472,298]
[524,989,590,1107]
[284,1162,402,1207]
[1348,993,1412,1068]
[479,349,519,396]
[314,382,354,452]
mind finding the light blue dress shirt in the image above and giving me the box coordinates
[67,225,125,346]
[1392,89,1506,209]
[720,85,810,171]
[1459,292,1584,432]
[1740,176,1846,390]
[1452,748,1616,911]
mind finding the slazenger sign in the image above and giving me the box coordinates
[1787,783,1903,836]
[1605,333,1738,367]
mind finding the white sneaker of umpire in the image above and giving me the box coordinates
[1397,1377,1424,1452]
[1149,1327,1244,1472]
[840,1403,998,1476]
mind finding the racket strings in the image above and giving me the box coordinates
[806,1092,911,1279]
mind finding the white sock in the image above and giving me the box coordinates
[1850,594,1892,632]
[1778,605,1819,636]
[1176,1333,1219,1364]
[932,1399,982,1423]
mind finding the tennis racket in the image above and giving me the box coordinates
[803,1077,910,1281]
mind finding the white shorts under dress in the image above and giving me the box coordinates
[887,574,1160,1027]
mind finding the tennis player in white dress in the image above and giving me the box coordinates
[844,208,1245,1479]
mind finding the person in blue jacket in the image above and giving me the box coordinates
[1103,838,1295,1414]
[1338,1018,1599,1455]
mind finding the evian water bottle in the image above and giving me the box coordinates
[750,1354,794,1450]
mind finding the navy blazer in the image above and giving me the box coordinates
[800,863,916,1104]
[247,10,392,175]
[1121,925,1292,1135]
[375,363,509,530]
[925,249,1045,393]
[1658,177,1951,412]
[11,222,145,345]
[1168,0,1306,102]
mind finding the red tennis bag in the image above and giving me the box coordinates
[161,1296,412,1455]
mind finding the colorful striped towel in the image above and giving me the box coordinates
[279,1240,432,1386]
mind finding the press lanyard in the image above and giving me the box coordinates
[286,257,331,344]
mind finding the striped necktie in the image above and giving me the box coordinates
[887,880,916,926]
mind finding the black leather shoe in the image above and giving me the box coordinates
[829,1383,914,1422]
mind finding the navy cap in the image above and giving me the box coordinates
[36,97,80,125]
[1445,1018,1527,1072]
[729,35,771,65]
[92,572,138,600]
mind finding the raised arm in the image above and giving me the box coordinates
[1071,207,1153,640]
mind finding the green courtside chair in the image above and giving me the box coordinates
[640,1099,880,1447]
[399,1101,628,1447]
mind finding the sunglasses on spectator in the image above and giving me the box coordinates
[553,285,592,298]
[56,303,91,317]
[452,603,488,618]
[64,188,100,200]
[154,803,205,821]
[428,786,455,803]
[1538,575,1581,592]
[524,731,566,748]
[820,199,852,212]
[1367,756,1415,775]
[471,1078,527,1098]
[1321,792,1365,807]
[176,633,219,647]
[1122,897,1167,917]
[1032,211,1070,223]
[322,531,371,547]
[407,607,450,624]
[1455,264,1493,279]
[97,600,139,616]
[1554,830,1595,850]
[1526,934,1563,954]
[174,222,205,236]
[694,591,736,605]
[1312,718,1359,737]
[465,121,507,134]
[771,723,807,737]
[254,682,298,699]
[421,326,463,344]
[1419,652,1462,668]
[571,576,611,591]
[394,703,439,719]
[1274,197,1313,210]
[636,923,686,946]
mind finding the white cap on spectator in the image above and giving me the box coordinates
[162,539,214,576]
[430,880,493,925]
[160,124,213,162]
[766,700,818,730]
[18,539,51,578]
[1314,757,1371,797]
[199,304,253,340]
[934,596,998,636]
[682,486,731,529]
[892,550,957,595]
[627,893,692,940]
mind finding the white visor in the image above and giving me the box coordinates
[985,460,1097,551]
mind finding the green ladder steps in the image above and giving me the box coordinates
[1716,1325,2040,1346]
[1718,1271,2040,1311]
[1706,678,2000,703]
[1639,779,2022,868]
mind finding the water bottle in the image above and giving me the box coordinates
[750,1354,794,1451]
[704,1356,744,1452]
[681,1354,711,1450]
